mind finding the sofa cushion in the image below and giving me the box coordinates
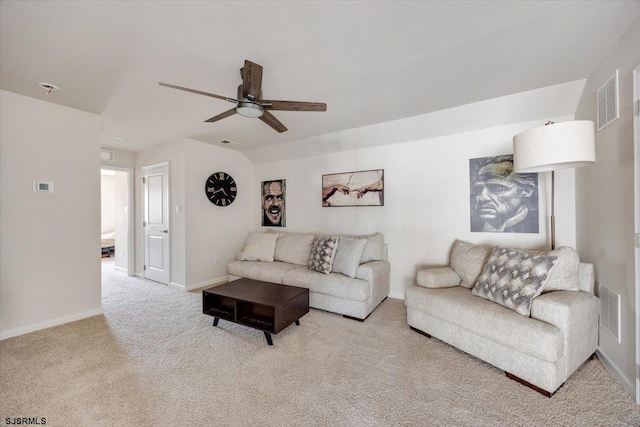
[472,247,558,316]
[332,237,368,278]
[228,261,300,284]
[240,232,278,262]
[332,232,385,263]
[417,267,461,288]
[308,235,338,274]
[283,268,370,302]
[405,286,563,362]
[272,231,316,266]
[540,247,580,292]
[359,232,385,263]
[450,240,494,288]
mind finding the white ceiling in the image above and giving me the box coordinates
[1,1,639,154]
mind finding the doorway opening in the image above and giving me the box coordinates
[101,166,134,276]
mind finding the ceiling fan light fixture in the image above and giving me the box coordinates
[236,102,264,118]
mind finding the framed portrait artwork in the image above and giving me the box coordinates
[322,169,384,207]
[261,179,286,227]
[469,154,538,233]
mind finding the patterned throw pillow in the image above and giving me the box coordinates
[471,247,558,316]
[308,235,338,274]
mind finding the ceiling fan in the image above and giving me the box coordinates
[159,60,327,133]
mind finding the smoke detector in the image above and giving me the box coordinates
[37,82,59,94]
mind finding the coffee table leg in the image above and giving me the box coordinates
[264,332,273,346]
[295,320,300,326]
[213,317,219,327]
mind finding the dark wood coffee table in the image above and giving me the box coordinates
[202,278,309,345]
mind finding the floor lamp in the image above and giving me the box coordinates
[513,120,595,250]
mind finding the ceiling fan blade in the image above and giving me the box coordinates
[259,110,287,133]
[204,108,237,123]
[159,82,238,103]
[262,100,327,112]
[241,60,263,101]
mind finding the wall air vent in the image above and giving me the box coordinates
[599,283,621,343]
[101,150,115,161]
[597,70,619,131]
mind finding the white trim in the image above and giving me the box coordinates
[185,276,229,292]
[114,266,128,273]
[633,63,640,404]
[596,348,635,398]
[169,282,185,291]
[388,291,405,300]
[0,308,103,340]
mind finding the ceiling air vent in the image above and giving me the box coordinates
[597,70,619,131]
[599,283,620,343]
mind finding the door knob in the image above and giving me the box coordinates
[162,229,169,233]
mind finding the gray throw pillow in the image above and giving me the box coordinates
[318,232,385,263]
[450,240,494,288]
[539,247,580,292]
[471,247,558,316]
[308,236,338,274]
[332,237,368,278]
[240,232,278,262]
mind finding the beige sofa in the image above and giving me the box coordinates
[405,240,599,396]
[228,231,390,320]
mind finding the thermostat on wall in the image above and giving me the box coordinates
[33,181,53,193]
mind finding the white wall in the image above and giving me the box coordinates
[135,138,255,289]
[101,147,136,169]
[135,140,187,286]
[184,139,254,289]
[575,16,640,395]
[100,173,116,233]
[0,90,102,338]
[255,114,576,298]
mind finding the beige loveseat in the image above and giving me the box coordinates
[228,231,390,321]
[405,240,599,396]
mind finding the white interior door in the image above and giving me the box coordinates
[144,163,170,285]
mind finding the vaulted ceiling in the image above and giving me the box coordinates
[1,1,638,154]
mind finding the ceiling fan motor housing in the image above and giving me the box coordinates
[237,84,262,102]
[236,102,264,118]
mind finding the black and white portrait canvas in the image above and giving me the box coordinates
[262,179,285,227]
[469,155,538,233]
[322,169,384,207]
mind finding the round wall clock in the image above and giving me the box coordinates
[205,172,237,206]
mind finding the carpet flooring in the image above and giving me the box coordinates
[1,259,639,426]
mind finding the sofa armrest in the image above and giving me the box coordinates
[356,260,390,302]
[417,267,461,289]
[530,290,599,374]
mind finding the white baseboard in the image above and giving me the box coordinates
[388,291,405,300]
[114,266,128,273]
[596,348,636,399]
[0,308,103,341]
[186,276,229,291]
[169,282,185,291]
